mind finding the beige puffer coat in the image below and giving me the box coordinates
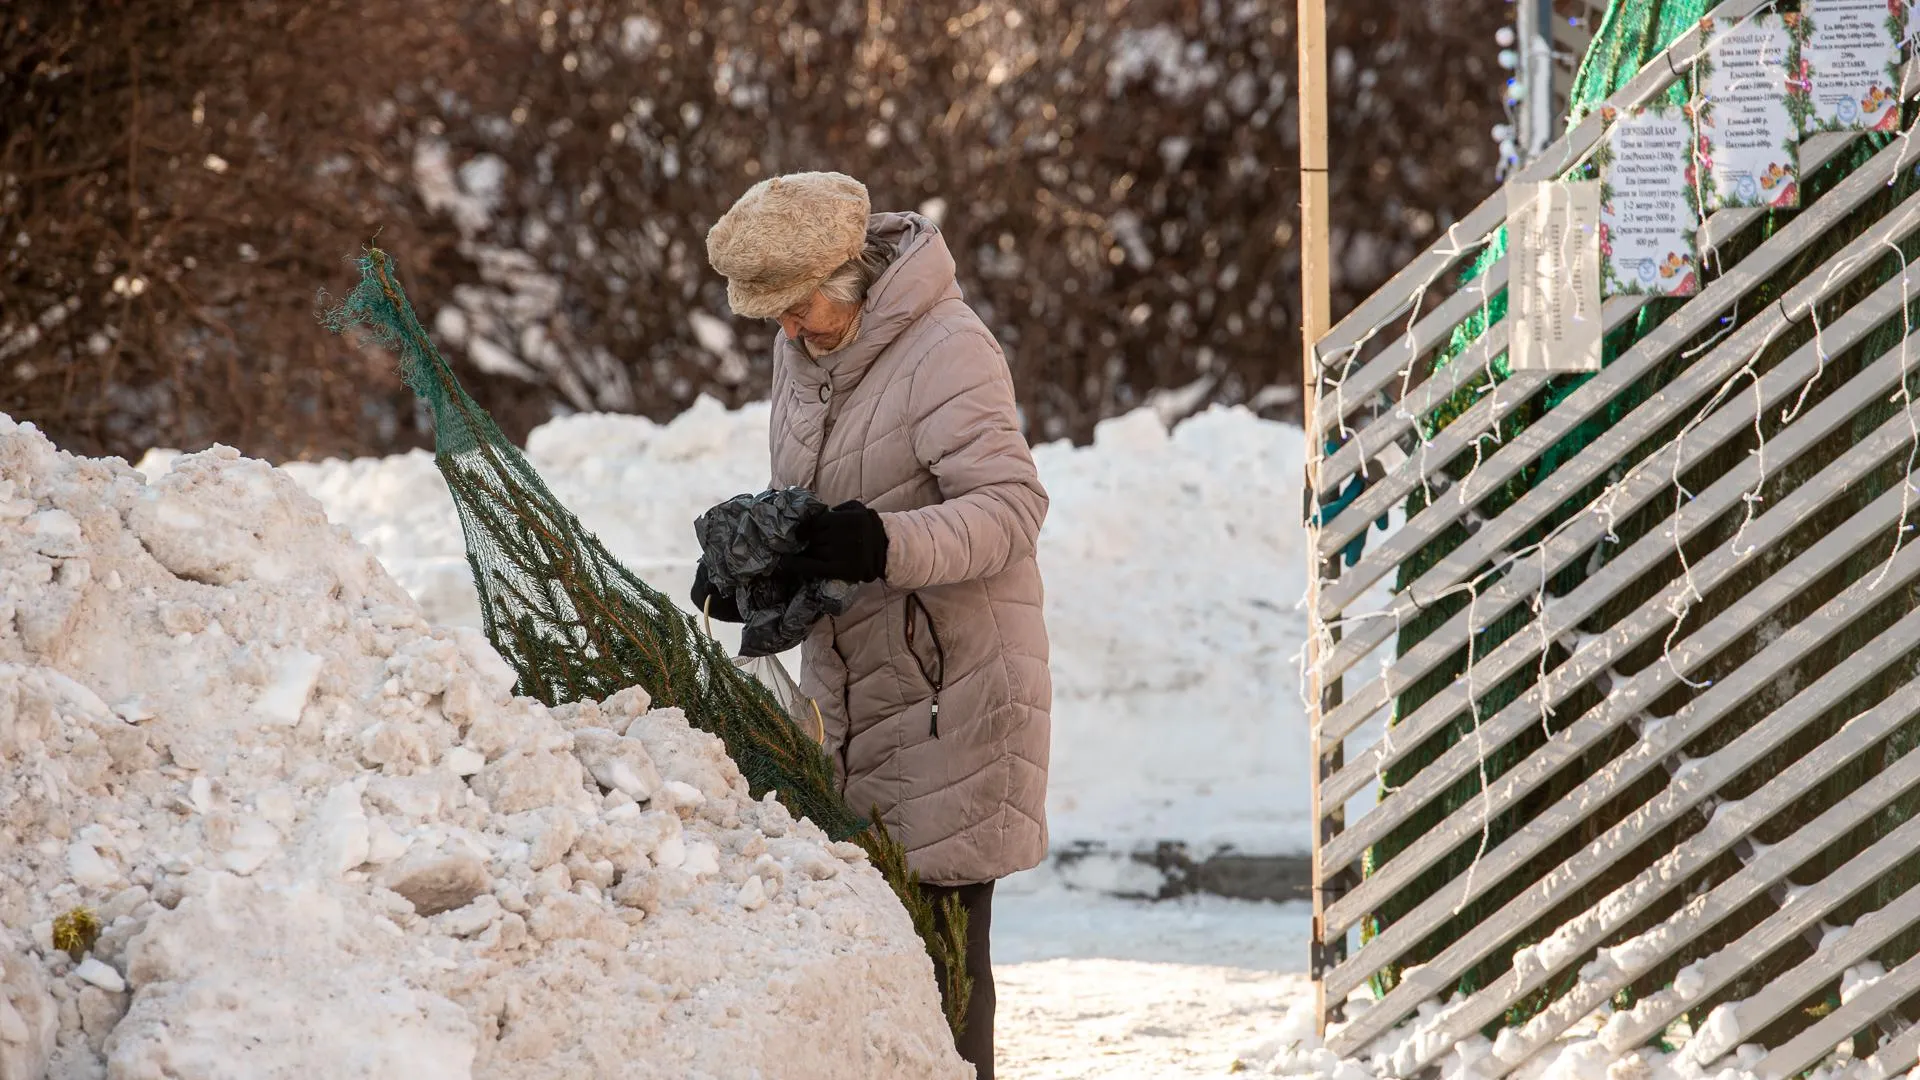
[769,212,1051,886]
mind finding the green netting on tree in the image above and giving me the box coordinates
[322,248,973,1039]
[323,248,861,838]
[1360,0,1920,1031]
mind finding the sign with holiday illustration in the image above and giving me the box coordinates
[1695,13,1805,210]
[1597,103,1701,297]
[1802,0,1907,133]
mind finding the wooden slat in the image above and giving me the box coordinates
[1597,825,1920,1061]
[1336,597,1920,1055]
[1317,319,1513,491]
[1311,263,1507,445]
[1316,187,1784,490]
[1328,253,1920,757]
[1312,50,1911,436]
[1315,187,1508,365]
[1317,259,1920,818]
[1314,129,1913,599]
[1760,945,1920,1078]
[1316,127,1860,591]
[1308,28,1920,1063]
[1474,743,1920,1072]
[1331,541,1920,996]
[1324,486,1920,938]
[1709,887,1920,1071]
[1315,368,1553,556]
[1314,120,1891,502]
[1320,94,1920,530]
[1321,396,1920,877]
[1320,345,1920,806]
[1393,683,1920,1072]
[1858,1016,1920,1080]
[1321,347,1920,843]
[1314,67,1914,488]
[1328,530,1920,971]
[1312,10,1737,359]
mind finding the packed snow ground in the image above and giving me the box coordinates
[989,880,1902,1080]
[262,397,1321,861]
[1,412,963,1079]
[993,865,1315,1079]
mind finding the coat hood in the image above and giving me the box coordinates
[784,211,960,392]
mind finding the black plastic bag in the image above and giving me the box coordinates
[695,487,857,657]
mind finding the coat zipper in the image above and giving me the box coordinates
[904,594,946,738]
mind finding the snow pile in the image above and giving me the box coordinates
[1036,407,1313,855]
[265,396,1318,858]
[0,413,965,1079]
[260,395,765,646]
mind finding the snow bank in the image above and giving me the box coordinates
[1037,406,1313,856]
[268,396,1317,858]
[0,413,964,1079]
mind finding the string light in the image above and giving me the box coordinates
[1301,3,1920,1054]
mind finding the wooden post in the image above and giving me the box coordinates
[1298,0,1331,368]
[1297,0,1341,1038]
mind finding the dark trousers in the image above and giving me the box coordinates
[920,880,995,1079]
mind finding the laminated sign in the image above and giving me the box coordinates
[1598,102,1701,298]
[1695,13,1805,210]
[1803,0,1907,133]
[1507,180,1603,373]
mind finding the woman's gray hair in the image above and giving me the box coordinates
[817,231,894,306]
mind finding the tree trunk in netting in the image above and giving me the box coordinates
[1361,0,1920,1041]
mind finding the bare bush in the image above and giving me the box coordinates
[2,0,1503,461]
[0,1,488,460]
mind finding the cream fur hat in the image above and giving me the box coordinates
[706,171,872,319]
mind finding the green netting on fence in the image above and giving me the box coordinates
[323,248,973,1038]
[1360,0,1920,1038]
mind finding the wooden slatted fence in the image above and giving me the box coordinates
[1306,5,1920,1075]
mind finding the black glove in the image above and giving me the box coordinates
[778,500,890,583]
[690,559,744,622]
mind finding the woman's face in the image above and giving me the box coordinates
[777,290,859,354]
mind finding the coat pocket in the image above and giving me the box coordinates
[903,593,947,738]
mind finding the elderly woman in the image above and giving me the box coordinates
[692,171,1051,1078]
